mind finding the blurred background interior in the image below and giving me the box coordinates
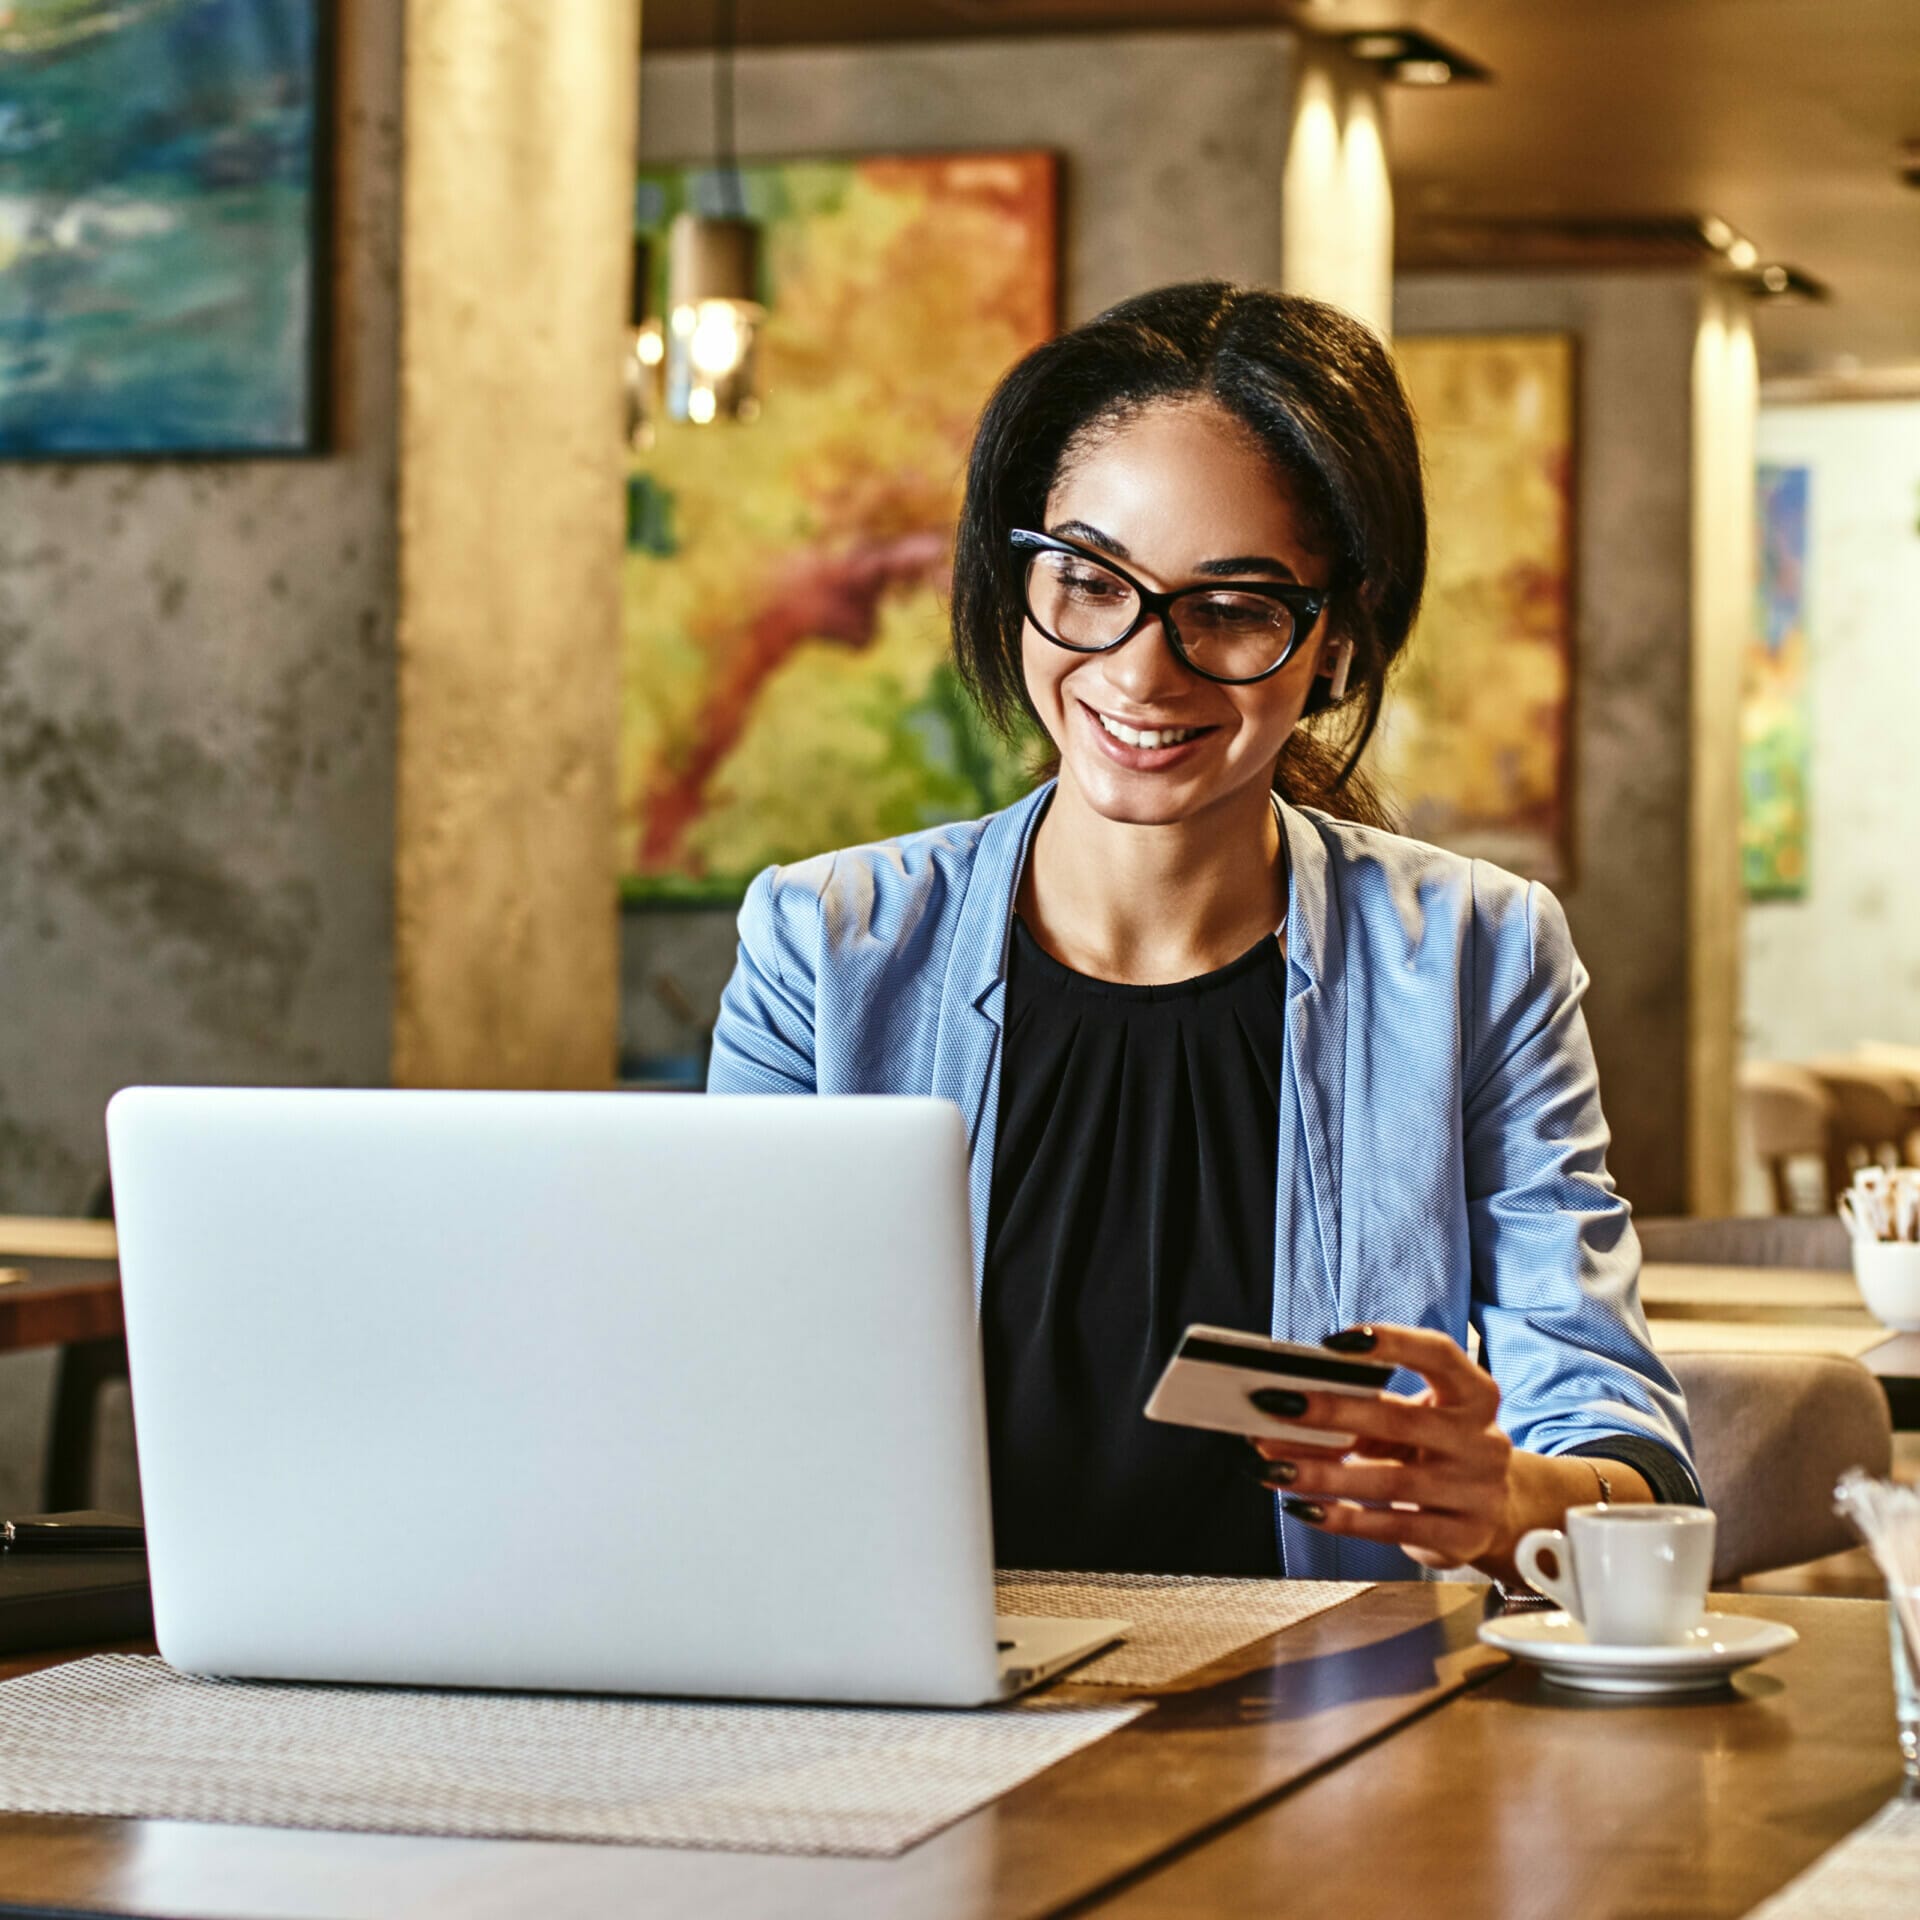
[2,0,1918,1556]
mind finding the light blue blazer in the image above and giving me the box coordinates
[708,781,1697,1579]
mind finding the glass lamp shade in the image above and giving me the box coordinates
[664,212,763,424]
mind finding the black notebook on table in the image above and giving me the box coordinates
[0,1510,152,1655]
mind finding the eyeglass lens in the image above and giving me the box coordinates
[1023,548,1299,682]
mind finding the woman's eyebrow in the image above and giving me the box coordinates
[1048,519,1301,584]
[1047,518,1130,559]
[1193,553,1300,582]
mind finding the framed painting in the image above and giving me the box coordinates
[1374,332,1576,882]
[1743,464,1811,900]
[619,151,1056,904]
[0,0,331,456]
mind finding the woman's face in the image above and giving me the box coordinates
[1022,398,1337,831]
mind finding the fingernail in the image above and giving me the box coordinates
[1322,1326,1377,1353]
[1260,1460,1298,1488]
[1249,1387,1309,1418]
[1282,1498,1327,1523]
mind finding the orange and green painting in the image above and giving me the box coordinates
[1374,333,1575,882]
[1744,465,1810,899]
[619,153,1056,902]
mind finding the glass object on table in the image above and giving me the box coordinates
[1834,1471,1920,1784]
[1893,1587,1920,1783]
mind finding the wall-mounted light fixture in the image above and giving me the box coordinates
[1339,27,1492,86]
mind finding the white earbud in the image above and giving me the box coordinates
[1326,637,1355,701]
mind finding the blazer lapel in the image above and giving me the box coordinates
[1278,802,1346,1330]
[929,783,1053,1301]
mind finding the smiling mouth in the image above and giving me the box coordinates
[1088,704,1213,750]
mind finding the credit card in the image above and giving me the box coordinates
[1143,1324,1394,1450]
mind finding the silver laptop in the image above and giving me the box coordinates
[105,1088,1123,1708]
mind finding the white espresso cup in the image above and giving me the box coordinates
[1514,1504,1717,1645]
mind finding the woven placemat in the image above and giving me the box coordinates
[1741,1798,1920,1917]
[0,1655,1143,1858]
[996,1572,1370,1687]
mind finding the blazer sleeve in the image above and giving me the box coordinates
[706,864,820,1095]
[1463,871,1701,1497]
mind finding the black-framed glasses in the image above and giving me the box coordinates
[1010,529,1328,686]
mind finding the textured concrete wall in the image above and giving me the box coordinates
[392,0,640,1089]
[0,1,401,1507]
[1395,272,1706,1217]
[624,29,1300,1073]
[638,31,1296,327]
[0,3,401,1198]
[1745,399,1920,1061]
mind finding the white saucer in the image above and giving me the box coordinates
[1477,1610,1799,1694]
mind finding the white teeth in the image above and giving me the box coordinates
[1096,711,1201,750]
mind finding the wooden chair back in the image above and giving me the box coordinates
[1736,1062,1833,1212]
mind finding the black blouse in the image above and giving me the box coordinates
[982,916,1289,1575]
[980,916,1699,1579]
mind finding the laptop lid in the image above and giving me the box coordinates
[106,1088,1006,1706]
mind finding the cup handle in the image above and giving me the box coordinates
[1514,1527,1582,1619]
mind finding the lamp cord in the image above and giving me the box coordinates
[714,0,744,220]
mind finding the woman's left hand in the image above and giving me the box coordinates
[1248,1323,1518,1571]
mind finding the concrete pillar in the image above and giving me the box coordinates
[1688,284,1758,1212]
[392,0,641,1087]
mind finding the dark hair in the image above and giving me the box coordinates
[951,282,1426,827]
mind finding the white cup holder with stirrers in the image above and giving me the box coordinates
[1840,1167,1920,1333]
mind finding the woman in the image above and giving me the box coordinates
[708,283,1698,1585]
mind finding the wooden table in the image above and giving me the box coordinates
[0,1588,1903,1920]
[1643,1261,1920,1429]
[0,1218,126,1511]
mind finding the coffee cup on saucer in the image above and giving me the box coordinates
[1514,1505,1717,1645]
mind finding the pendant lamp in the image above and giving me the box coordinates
[665,211,761,425]
[664,0,763,425]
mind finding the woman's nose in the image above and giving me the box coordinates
[1100,614,1195,702]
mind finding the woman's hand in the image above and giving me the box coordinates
[1248,1324,1647,1575]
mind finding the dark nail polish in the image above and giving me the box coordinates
[1323,1326,1377,1353]
[1260,1460,1298,1488]
[1250,1387,1309,1418]
[1282,1497,1327,1523]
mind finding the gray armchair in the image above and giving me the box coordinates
[1670,1351,1893,1584]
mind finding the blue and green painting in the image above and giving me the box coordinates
[0,0,325,455]
[1743,465,1812,899]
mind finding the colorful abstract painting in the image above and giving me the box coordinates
[619,153,1056,902]
[0,0,326,455]
[1744,465,1811,899]
[1373,333,1575,881]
